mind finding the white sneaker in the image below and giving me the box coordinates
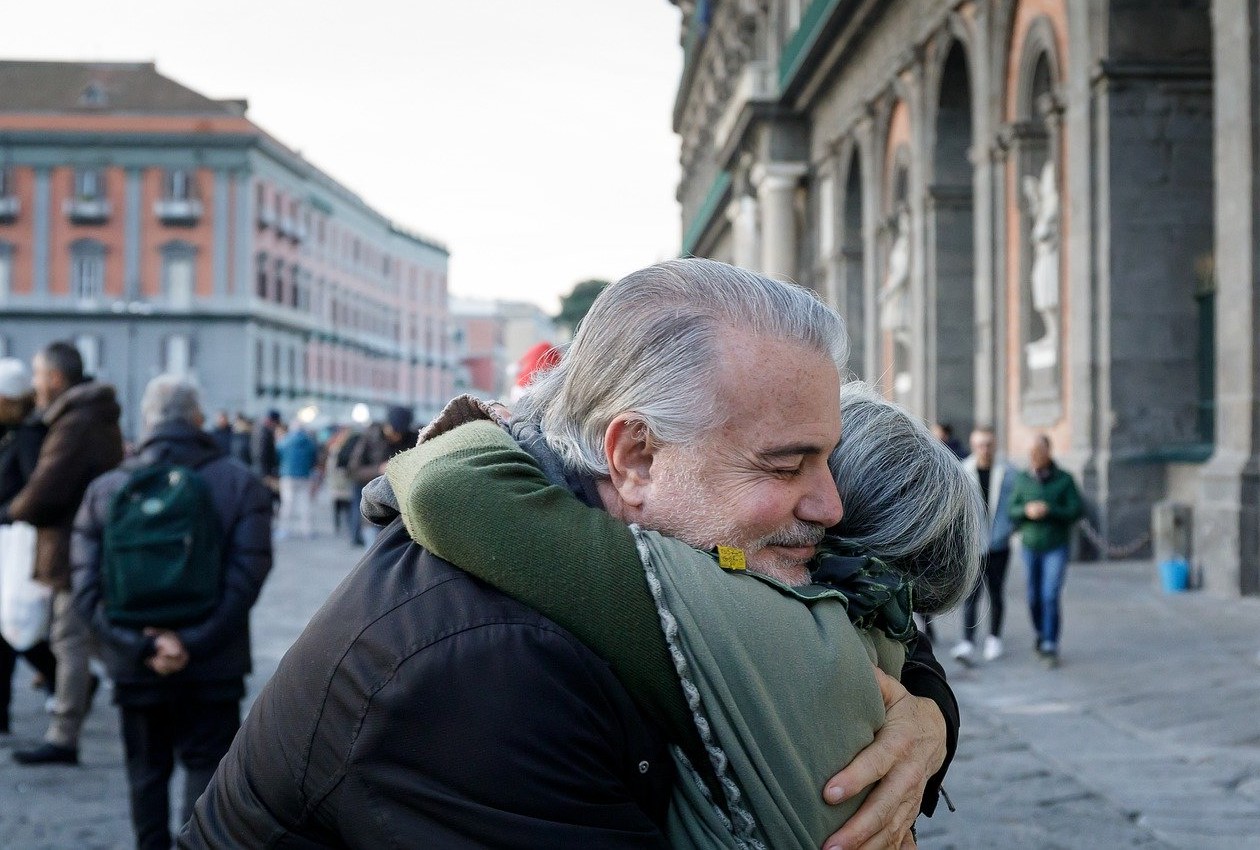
[950,640,975,664]
[983,636,1004,661]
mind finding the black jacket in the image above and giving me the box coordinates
[71,421,274,701]
[180,519,672,849]
[0,407,46,520]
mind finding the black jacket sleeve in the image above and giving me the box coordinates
[177,471,273,659]
[900,633,959,817]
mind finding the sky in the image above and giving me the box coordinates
[0,0,685,313]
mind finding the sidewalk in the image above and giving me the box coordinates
[920,558,1260,849]
[0,526,361,850]
[2,540,1258,848]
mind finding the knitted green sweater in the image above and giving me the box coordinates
[387,420,907,849]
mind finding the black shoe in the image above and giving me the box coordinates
[13,742,78,765]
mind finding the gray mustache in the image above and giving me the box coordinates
[760,522,826,549]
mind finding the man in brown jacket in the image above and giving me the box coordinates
[2,341,124,764]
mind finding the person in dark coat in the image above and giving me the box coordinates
[0,358,56,733]
[228,413,252,468]
[346,406,417,545]
[73,374,273,850]
[208,410,232,456]
[5,341,124,765]
[249,409,281,489]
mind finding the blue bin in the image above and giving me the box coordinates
[1159,558,1190,593]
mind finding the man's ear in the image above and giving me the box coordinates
[603,416,656,510]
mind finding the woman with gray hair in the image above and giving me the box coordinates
[385,381,983,849]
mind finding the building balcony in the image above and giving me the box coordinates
[154,198,203,225]
[63,197,112,223]
[258,207,276,229]
[714,60,777,161]
[0,195,19,221]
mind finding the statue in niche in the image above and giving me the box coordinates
[1023,159,1060,370]
[878,207,913,401]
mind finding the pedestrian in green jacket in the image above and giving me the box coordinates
[1008,434,1083,666]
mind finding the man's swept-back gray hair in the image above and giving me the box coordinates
[516,258,848,476]
[829,381,984,613]
[140,374,202,436]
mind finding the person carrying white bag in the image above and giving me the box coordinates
[0,358,56,736]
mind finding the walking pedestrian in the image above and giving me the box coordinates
[208,411,232,457]
[1009,433,1083,667]
[5,341,124,765]
[228,413,252,467]
[72,374,273,849]
[323,426,355,535]
[346,406,417,546]
[275,421,317,539]
[250,410,280,494]
[952,425,1016,664]
[0,358,57,733]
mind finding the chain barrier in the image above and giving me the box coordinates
[1078,519,1151,560]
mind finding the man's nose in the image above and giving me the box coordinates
[799,467,843,528]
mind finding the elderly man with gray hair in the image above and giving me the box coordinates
[71,374,273,850]
[184,259,958,850]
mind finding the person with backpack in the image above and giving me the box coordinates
[71,374,273,850]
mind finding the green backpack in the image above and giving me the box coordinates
[102,463,223,628]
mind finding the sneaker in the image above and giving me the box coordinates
[983,636,1004,661]
[949,640,975,665]
[13,742,78,765]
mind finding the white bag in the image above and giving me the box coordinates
[0,521,52,651]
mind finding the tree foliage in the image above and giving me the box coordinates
[556,279,610,332]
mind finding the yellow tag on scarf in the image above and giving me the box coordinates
[716,546,747,571]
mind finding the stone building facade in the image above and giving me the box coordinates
[670,1,1260,595]
[0,61,452,437]
[450,297,558,400]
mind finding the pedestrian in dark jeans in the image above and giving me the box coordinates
[952,425,1017,665]
[1008,433,1083,667]
[72,376,273,849]
[0,357,56,732]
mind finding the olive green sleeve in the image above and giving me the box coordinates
[385,420,698,755]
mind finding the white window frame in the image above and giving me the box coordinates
[70,241,106,302]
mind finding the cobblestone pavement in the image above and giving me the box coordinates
[918,558,1260,849]
[2,522,1259,848]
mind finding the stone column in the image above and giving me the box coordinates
[726,192,761,271]
[753,163,807,281]
[1196,0,1260,596]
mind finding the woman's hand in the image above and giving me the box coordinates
[820,667,945,849]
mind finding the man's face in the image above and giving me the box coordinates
[637,336,843,586]
[1029,437,1051,470]
[970,430,995,469]
[31,353,66,409]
